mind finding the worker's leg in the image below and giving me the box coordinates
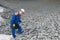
[11,27,16,38]
[17,24,22,34]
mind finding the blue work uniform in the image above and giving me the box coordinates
[10,13,22,38]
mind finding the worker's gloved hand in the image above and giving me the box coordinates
[12,24,17,29]
[13,24,16,27]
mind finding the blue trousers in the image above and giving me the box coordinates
[10,24,22,38]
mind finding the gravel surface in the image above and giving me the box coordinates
[0,0,60,40]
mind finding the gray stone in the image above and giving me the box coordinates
[0,23,2,27]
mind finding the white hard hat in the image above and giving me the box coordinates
[21,9,25,13]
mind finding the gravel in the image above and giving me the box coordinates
[0,0,60,40]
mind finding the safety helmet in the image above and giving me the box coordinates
[21,9,25,13]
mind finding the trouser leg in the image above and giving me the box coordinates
[11,27,16,38]
[17,24,22,34]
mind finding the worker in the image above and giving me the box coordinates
[10,9,25,38]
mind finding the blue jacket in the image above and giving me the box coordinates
[10,13,21,25]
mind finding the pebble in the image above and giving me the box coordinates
[0,23,2,27]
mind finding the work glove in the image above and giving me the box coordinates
[12,24,17,29]
[13,24,16,27]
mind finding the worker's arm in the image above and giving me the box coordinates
[19,19,22,23]
[19,16,22,23]
[11,15,16,24]
[10,15,16,27]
